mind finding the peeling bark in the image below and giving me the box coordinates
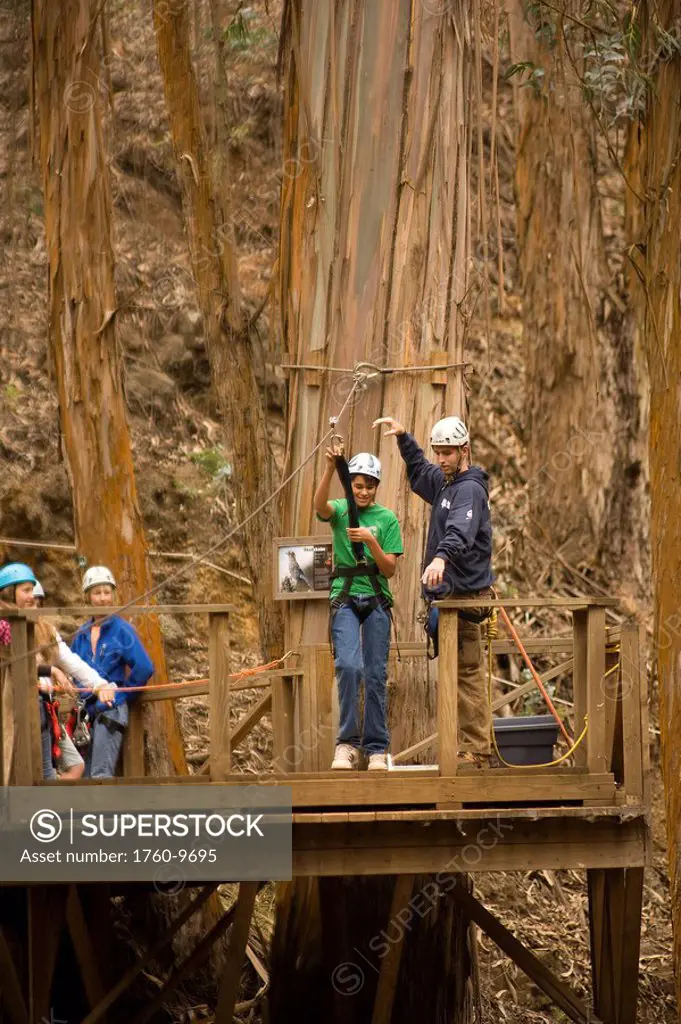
[153,0,284,658]
[508,0,648,585]
[271,2,477,1020]
[32,0,186,776]
[280,0,474,756]
[637,0,681,1003]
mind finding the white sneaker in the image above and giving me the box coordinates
[367,752,389,771]
[331,743,359,770]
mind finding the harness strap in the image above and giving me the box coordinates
[329,449,399,658]
[97,712,126,736]
[41,696,62,760]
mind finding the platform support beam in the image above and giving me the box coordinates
[587,867,644,1024]
[0,924,29,1024]
[371,875,415,1024]
[452,883,601,1024]
[28,885,68,1023]
[215,882,259,1023]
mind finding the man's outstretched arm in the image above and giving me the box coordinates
[374,417,444,504]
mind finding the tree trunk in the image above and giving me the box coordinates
[279,0,473,755]
[271,1,477,1020]
[31,0,186,776]
[507,0,648,587]
[153,0,284,659]
[636,0,681,1005]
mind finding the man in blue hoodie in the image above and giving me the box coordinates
[374,414,494,764]
[71,566,154,778]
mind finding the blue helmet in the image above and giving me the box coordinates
[0,563,37,592]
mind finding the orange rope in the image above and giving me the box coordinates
[40,651,298,695]
[494,602,573,745]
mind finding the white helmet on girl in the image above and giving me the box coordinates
[82,566,117,593]
[430,416,469,447]
[348,453,382,482]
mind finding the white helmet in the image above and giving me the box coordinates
[347,453,382,482]
[33,581,45,599]
[430,416,469,448]
[82,566,117,593]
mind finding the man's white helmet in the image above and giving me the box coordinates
[33,581,45,599]
[348,452,382,482]
[82,566,117,593]
[430,416,470,448]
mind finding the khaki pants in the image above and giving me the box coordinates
[457,617,492,754]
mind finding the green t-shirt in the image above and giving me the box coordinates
[318,498,403,603]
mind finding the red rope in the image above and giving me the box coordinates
[39,651,297,695]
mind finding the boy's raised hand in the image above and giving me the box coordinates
[324,441,345,465]
[373,416,405,437]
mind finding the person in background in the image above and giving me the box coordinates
[375,415,494,767]
[314,446,403,771]
[0,563,109,780]
[71,566,154,778]
[33,580,45,608]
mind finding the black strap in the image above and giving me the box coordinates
[97,712,126,735]
[329,451,397,657]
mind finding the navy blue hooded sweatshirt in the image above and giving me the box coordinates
[397,432,494,597]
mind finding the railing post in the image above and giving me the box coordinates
[123,704,145,778]
[437,606,458,777]
[11,617,42,785]
[271,673,296,773]
[573,606,607,773]
[619,624,644,803]
[209,611,231,780]
[296,648,316,773]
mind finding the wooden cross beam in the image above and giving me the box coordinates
[450,883,602,1024]
[81,884,219,1024]
[215,882,260,1022]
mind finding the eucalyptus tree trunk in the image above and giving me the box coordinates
[271,2,477,1020]
[635,0,681,1003]
[507,0,648,585]
[153,0,284,658]
[32,0,186,776]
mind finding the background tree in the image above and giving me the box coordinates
[31,0,186,776]
[507,0,648,587]
[634,0,681,1005]
[153,0,284,659]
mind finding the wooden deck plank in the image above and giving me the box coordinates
[48,770,617,806]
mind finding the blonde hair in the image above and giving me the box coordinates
[0,598,58,663]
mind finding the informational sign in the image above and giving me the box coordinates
[273,536,333,600]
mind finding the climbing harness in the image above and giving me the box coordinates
[328,426,400,658]
[65,698,94,751]
[40,691,62,762]
[424,590,494,660]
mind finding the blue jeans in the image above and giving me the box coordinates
[331,598,392,755]
[85,702,128,778]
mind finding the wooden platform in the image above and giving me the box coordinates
[0,598,652,1024]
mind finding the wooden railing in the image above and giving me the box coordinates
[0,598,649,811]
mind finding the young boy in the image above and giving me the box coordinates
[314,446,403,770]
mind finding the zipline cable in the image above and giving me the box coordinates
[2,373,366,671]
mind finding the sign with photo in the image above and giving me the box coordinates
[273,537,333,600]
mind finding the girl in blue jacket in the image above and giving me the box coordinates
[71,565,154,778]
